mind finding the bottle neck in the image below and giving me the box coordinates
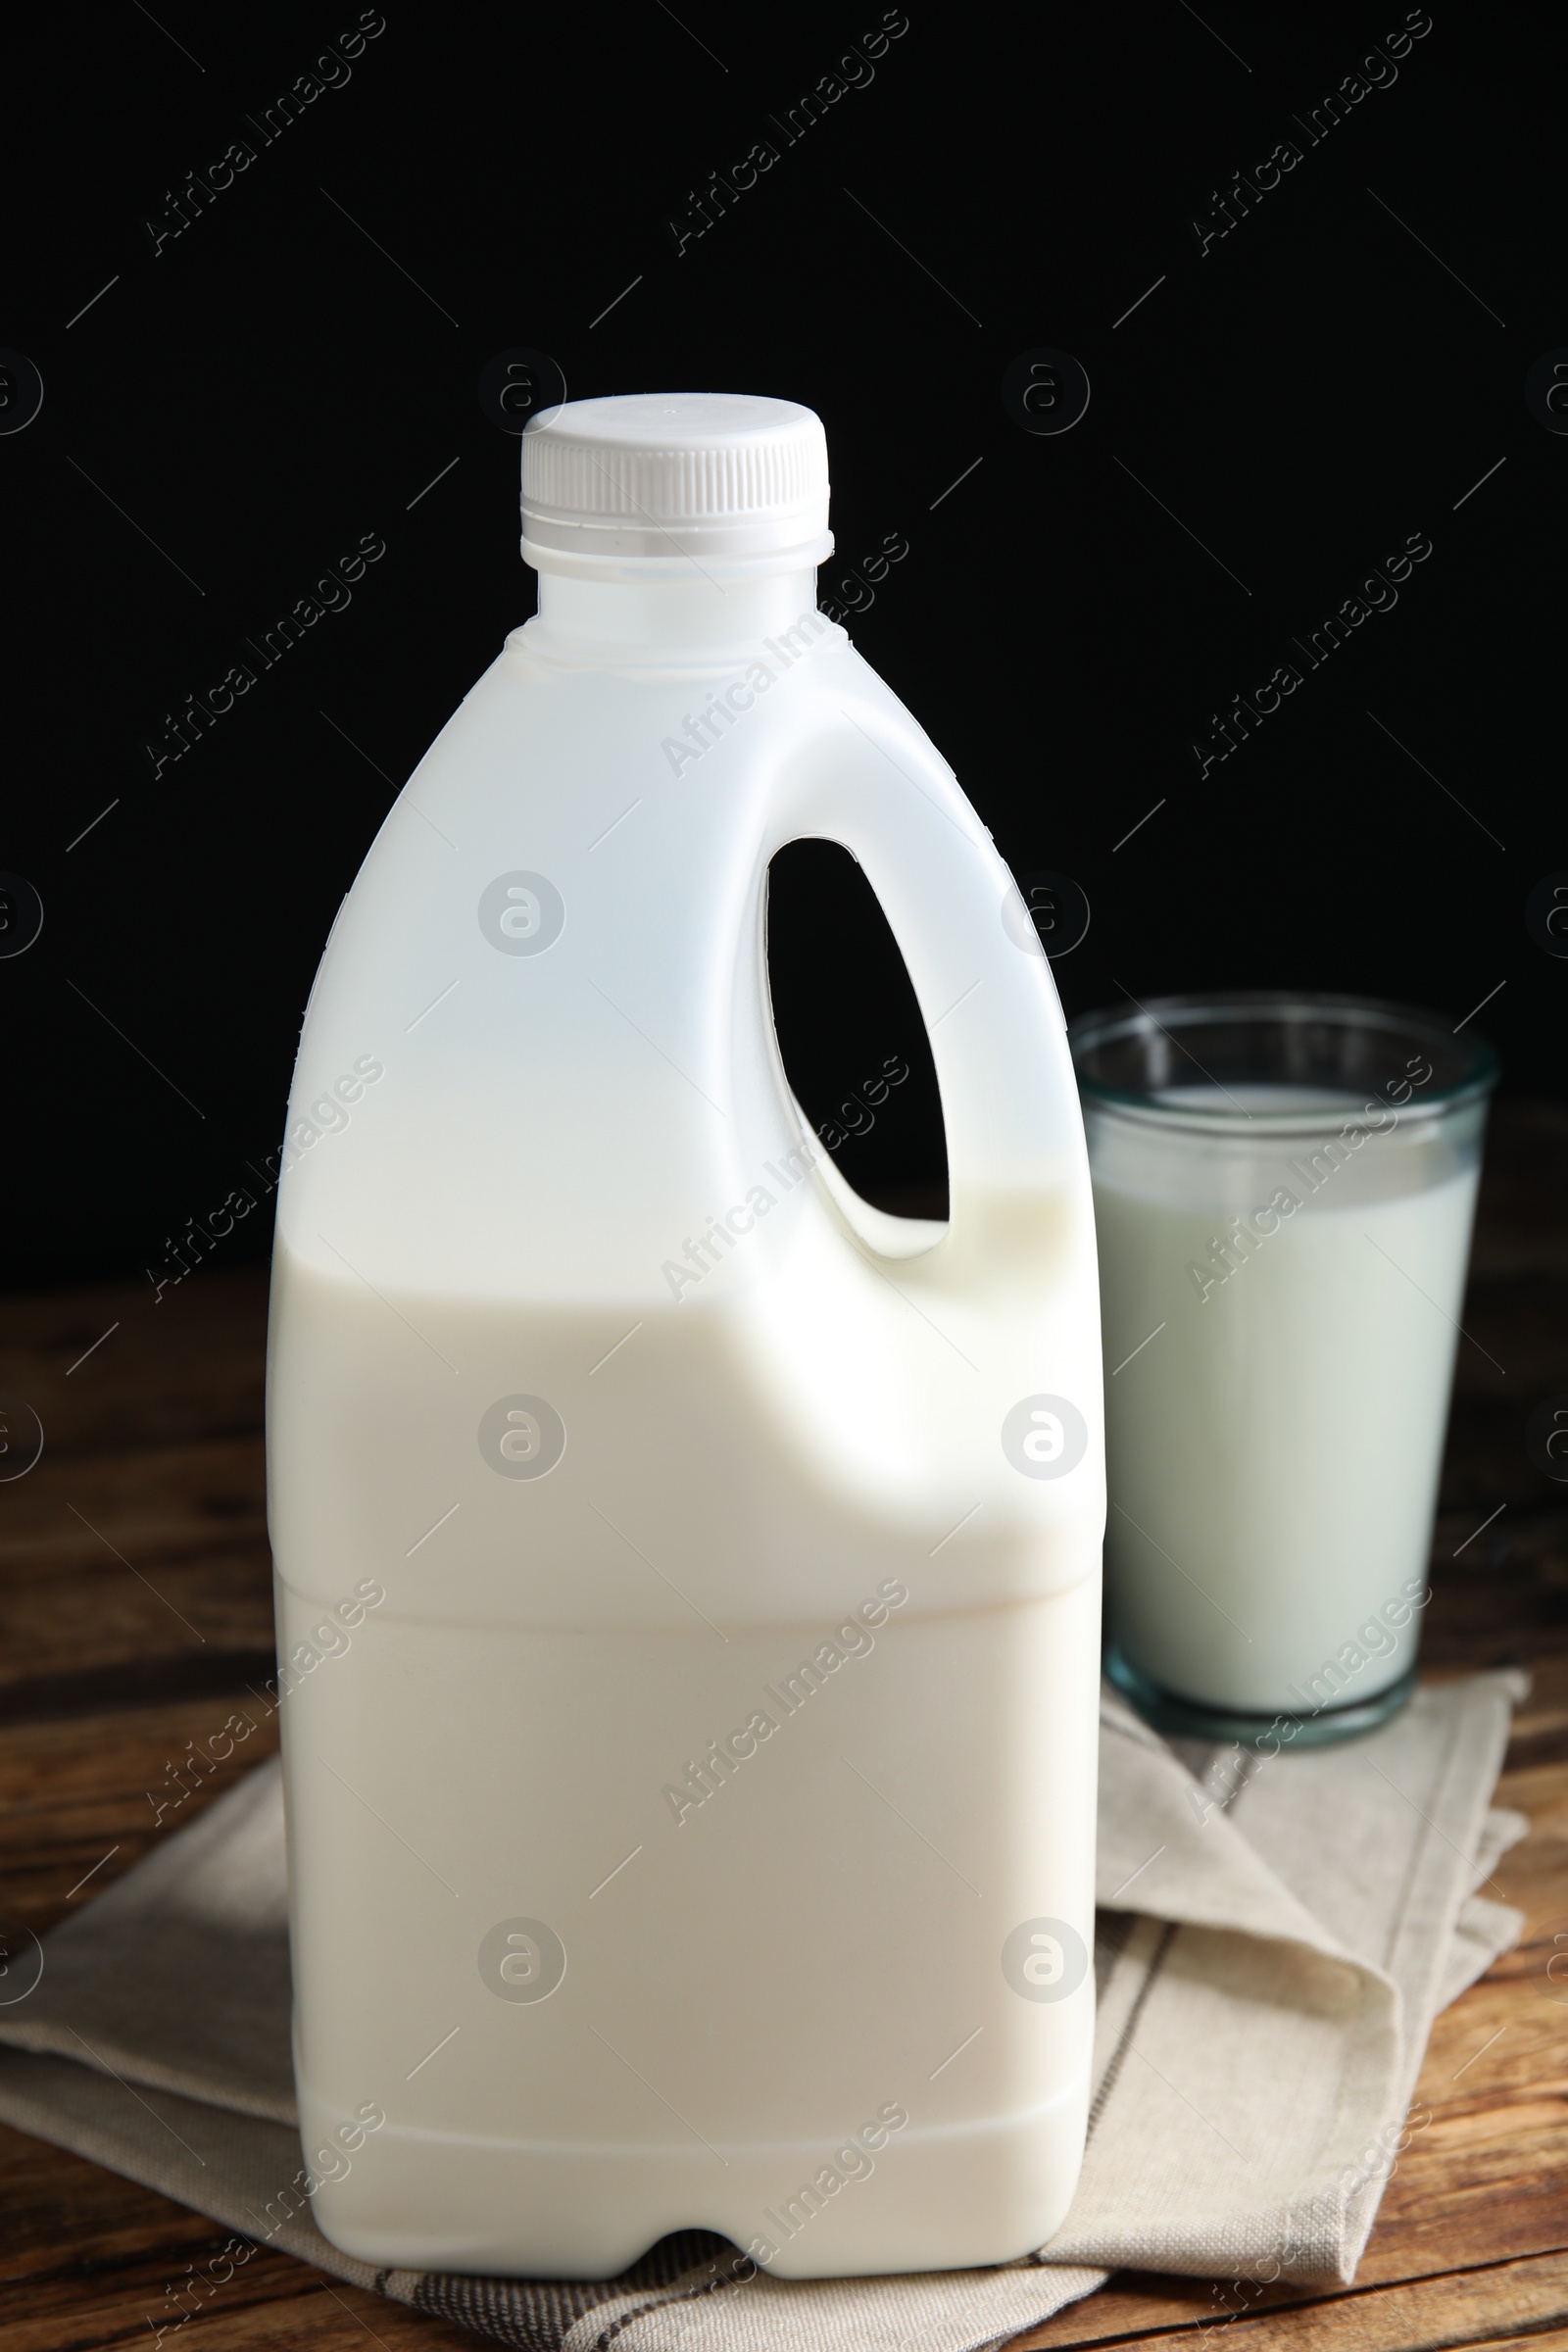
[525,564,823,665]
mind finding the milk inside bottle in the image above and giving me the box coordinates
[267,394,1103,2278]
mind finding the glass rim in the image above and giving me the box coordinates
[1068,989,1500,1136]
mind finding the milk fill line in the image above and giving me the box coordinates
[315,1232,460,1374]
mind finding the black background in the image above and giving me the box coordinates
[4,0,1562,1286]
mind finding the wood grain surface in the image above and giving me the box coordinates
[1,1099,1564,2352]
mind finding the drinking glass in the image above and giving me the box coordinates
[1069,993,1497,1746]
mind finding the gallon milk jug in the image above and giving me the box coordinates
[267,392,1103,2278]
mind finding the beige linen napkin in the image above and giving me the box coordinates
[0,1674,1525,2351]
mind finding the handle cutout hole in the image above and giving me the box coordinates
[766,839,948,1220]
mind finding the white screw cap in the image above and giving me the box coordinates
[520,392,832,574]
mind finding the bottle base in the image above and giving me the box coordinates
[302,2071,1089,2279]
[1103,1642,1417,1750]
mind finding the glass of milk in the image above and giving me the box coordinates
[1070,993,1497,1746]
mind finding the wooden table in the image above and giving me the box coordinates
[3,1100,1565,2352]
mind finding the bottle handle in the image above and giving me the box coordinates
[761,688,1085,1216]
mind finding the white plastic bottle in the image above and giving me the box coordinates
[267,393,1103,2278]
